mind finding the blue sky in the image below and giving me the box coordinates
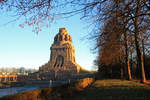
[0,14,96,70]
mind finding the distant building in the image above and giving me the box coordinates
[0,74,29,82]
[39,28,82,80]
[0,75,17,82]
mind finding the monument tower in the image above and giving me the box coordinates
[39,28,81,80]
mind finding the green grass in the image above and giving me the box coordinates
[72,79,150,100]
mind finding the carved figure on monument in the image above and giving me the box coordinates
[39,28,82,80]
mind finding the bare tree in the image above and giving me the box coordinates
[90,0,150,82]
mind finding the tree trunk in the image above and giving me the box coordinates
[127,56,132,80]
[134,1,146,83]
[134,24,146,83]
[141,39,146,82]
[124,31,132,80]
[141,55,146,83]
[142,39,145,66]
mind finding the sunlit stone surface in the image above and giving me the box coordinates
[39,28,81,80]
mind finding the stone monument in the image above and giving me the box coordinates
[39,28,82,80]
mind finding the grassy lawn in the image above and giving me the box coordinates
[73,79,150,100]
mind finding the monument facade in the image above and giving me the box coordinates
[39,28,81,80]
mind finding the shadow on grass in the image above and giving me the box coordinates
[72,80,150,100]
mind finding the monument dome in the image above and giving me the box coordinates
[39,28,82,80]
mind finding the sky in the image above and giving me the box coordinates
[0,13,96,71]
